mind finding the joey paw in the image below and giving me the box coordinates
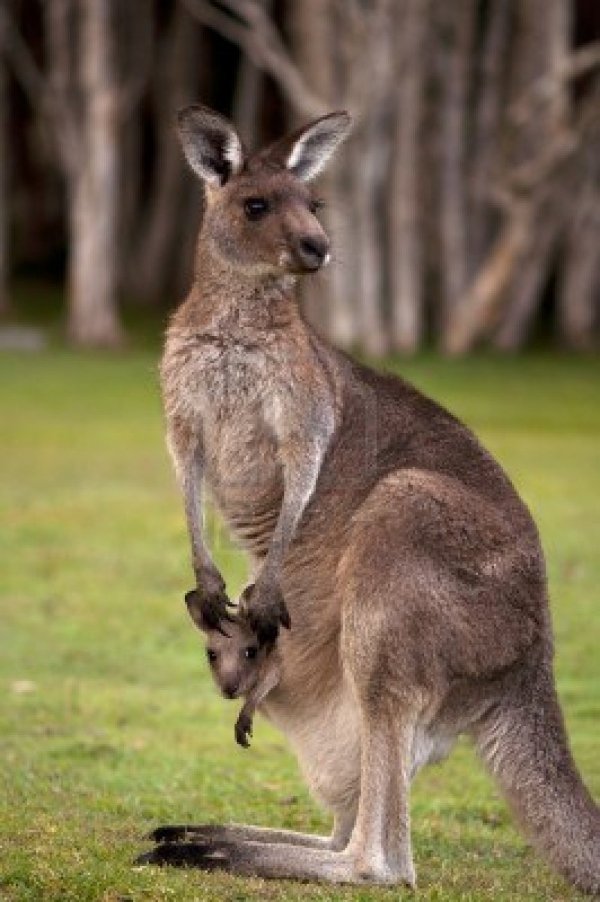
[235,712,253,748]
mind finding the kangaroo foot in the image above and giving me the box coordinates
[136,839,415,884]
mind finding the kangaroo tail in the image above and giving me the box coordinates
[473,665,600,894]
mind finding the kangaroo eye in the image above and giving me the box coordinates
[244,198,269,220]
[244,646,258,660]
[206,649,217,664]
[309,198,324,214]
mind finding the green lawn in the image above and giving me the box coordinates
[1,346,599,901]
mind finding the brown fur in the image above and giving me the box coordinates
[144,106,600,892]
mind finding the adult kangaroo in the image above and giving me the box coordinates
[147,105,600,892]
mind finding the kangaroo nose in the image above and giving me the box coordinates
[295,236,329,271]
[223,683,239,699]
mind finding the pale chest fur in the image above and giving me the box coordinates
[162,333,281,506]
[162,327,294,549]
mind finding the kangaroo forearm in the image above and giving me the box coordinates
[185,496,219,585]
[174,436,231,631]
[177,451,220,584]
[167,421,216,581]
[242,436,329,641]
[260,438,328,582]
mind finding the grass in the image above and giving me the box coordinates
[0,340,599,901]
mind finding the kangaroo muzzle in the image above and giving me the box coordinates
[291,235,330,273]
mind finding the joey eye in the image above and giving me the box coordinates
[206,649,217,664]
[244,198,269,221]
[309,198,325,215]
[244,646,258,660]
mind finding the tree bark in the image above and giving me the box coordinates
[288,0,335,337]
[469,0,511,274]
[493,202,561,350]
[388,0,428,353]
[353,125,388,356]
[128,5,199,306]
[438,0,475,332]
[350,0,396,356]
[288,0,359,347]
[495,0,571,348]
[67,0,122,346]
[232,0,271,148]
[557,162,600,350]
[443,208,531,355]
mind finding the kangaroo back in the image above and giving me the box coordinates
[473,664,600,893]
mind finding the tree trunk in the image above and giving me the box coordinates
[128,5,199,306]
[233,52,262,149]
[557,176,599,350]
[353,125,388,356]
[323,0,364,350]
[117,111,142,291]
[443,208,530,355]
[349,0,396,356]
[232,0,271,148]
[288,0,358,344]
[495,0,571,347]
[0,17,9,316]
[438,0,475,333]
[493,204,560,350]
[469,0,511,273]
[388,0,428,353]
[68,173,118,345]
[68,0,122,347]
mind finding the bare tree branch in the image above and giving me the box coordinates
[508,41,600,128]
[447,65,600,356]
[443,207,532,355]
[43,0,83,177]
[180,0,327,118]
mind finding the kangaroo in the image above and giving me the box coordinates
[142,104,600,891]
[185,591,282,749]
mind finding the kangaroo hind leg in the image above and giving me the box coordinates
[338,526,431,886]
[341,688,420,886]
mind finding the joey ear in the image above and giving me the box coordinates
[184,589,207,632]
[281,111,352,182]
[176,104,244,187]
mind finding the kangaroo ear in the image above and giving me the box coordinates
[177,104,244,187]
[283,111,352,182]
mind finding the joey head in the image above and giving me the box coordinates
[185,590,281,748]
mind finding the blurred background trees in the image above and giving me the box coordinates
[0,0,598,353]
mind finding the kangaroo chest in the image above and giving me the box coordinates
[176,336,285,554]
